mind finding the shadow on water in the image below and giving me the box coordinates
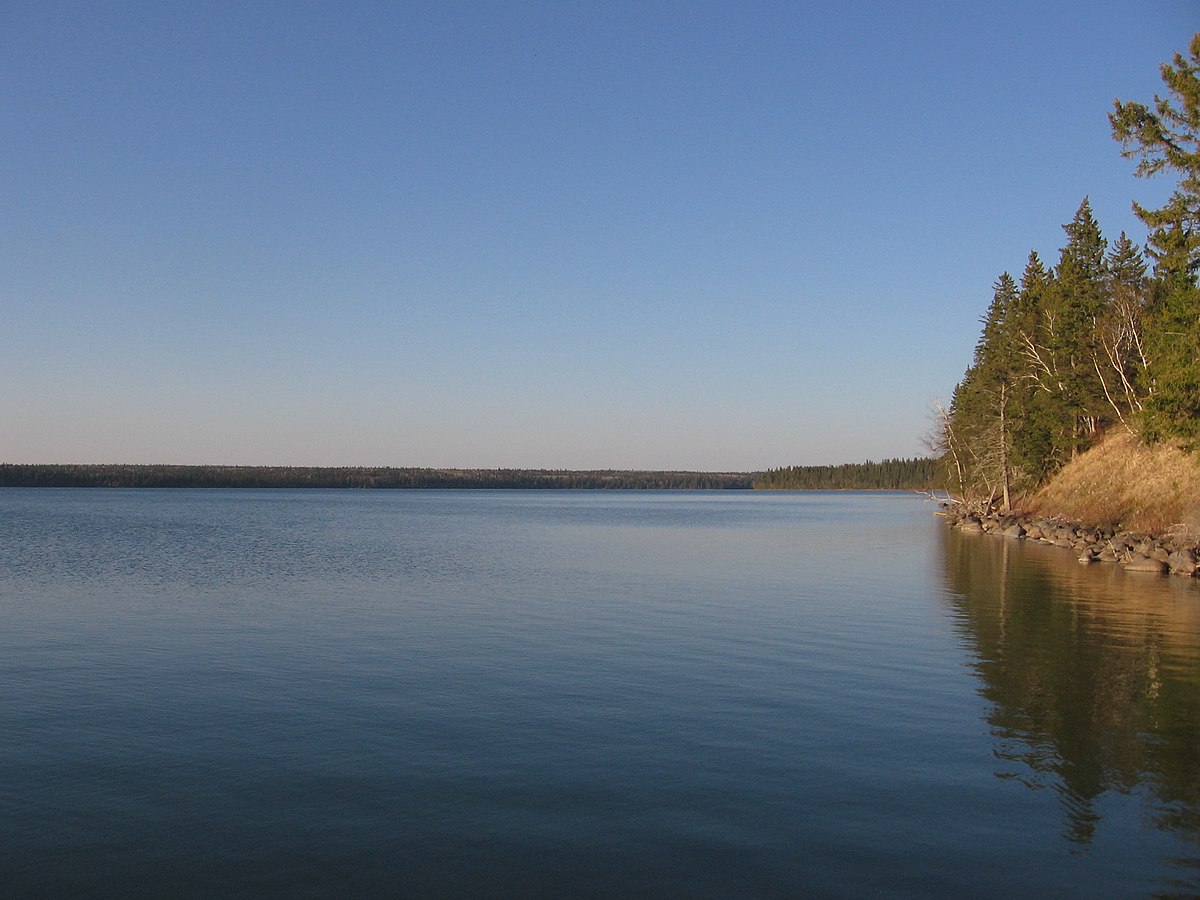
[938,525,1200,894]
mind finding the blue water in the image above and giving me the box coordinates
[1,489,1197,897]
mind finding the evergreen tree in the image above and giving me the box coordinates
[753,458,941,491]
[1050,198,1109,454]
[946,274,1023,507]
[1013,251,1052,341]
[1143,273,1200,446]
[975,273,1021,509]
[940,33,1200,506]
[1106,232,1149,296]
[1011,252,1061,481]
[1110,33,1200,279]
[1111,32,1200,445]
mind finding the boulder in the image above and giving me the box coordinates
[1167,550,1198,576]
[936,506,1200,578]
[1123,556,1168,574]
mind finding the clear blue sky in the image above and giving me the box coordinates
[2,2,1193,469]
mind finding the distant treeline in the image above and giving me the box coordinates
[0,464,755,491]
[753,457,942,491]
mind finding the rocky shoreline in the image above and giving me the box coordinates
[939,503,1199,577]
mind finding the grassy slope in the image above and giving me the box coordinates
[1025,430,1200,534]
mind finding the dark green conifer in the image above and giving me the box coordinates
[945,274,1023,507]
[1051,198,1110,455]
[1007,253,1060,483]
[939,33,1200,506]
[1111,33,1200,445]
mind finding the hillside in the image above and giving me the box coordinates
[1024,430,1200,534]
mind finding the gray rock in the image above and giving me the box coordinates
[1123,556,1168,574]
[1002,524,1025,539]
[1167,550,1197,576]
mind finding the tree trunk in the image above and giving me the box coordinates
[999,382,1012,513]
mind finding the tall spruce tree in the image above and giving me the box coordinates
[948,274,1022,508]
[1051,198,1110,454]
[1111,33,1200,445]
[976,273,1021,509]
[1011,251,1060,483]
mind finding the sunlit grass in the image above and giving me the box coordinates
[1026,430,1200,534]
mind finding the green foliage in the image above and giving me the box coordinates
[1142,281,1200,447]
[949,274,1024,506]
[1051,198,1110,454]
[753,457,941,491]
[946,200,1151,502]
[1111,32,1200,444]
[1110,32,1200,282]
[942,32,1200,503]
[1007,252,1063,482]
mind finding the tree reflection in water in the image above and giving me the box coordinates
[939,526,1200,887]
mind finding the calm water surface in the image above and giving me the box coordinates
[1,489,1197,897]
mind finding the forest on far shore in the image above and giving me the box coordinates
[753,457,941,491]
[0,458,945,492]
[0,464,754,491]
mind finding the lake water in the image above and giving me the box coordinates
[1,489,1198,897]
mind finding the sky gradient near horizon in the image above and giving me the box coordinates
[2,2,1194,470]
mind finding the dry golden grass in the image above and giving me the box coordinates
[1024,430,1200,534]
